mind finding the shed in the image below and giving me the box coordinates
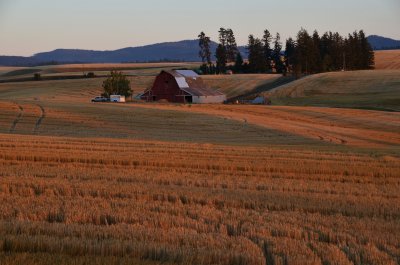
[141,70,226,104]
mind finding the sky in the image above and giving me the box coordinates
[0,0,399,56]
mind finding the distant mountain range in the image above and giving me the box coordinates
[367,35,400,50]
[0,35,398,67]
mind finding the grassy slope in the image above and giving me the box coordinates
[1,100,315,146]
[202,74,281,98]
[0,72,399,151]
[265,70,400,111]
[0,75,312,147]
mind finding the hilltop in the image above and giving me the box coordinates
[0,40,247,66]
[1,35,399,66]
[367,35,400,50]
[265,70,400,111]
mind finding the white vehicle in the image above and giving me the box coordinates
[110,95,126,103]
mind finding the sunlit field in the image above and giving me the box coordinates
[265,70,400,111]
[374,50,400,70]
[0,64,399,265]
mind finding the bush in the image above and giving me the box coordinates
[33,73,41,81]
[102,71,132,98]
[86,72,96,78]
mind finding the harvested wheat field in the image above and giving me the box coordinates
[0,70,400,265]
[0,72,279,100]
[130,104,400,149]
[0,133,399,265]
[375,50,400,70]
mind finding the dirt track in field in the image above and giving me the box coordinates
[9,103,24,133]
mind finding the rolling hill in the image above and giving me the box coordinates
[265,70,400,111]
[374,50,400,69]
[0,62,399,265]
[0,40,247,66]
[367,35,400,50]
[1,35,399,66]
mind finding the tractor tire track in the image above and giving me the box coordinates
[33,104,46,134]
[9,103,24,133]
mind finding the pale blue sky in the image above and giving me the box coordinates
[0,0,399,56]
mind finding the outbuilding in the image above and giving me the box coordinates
[110,95,126,103]
[141,70,226,104]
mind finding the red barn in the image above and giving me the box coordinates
[141,70,226,104]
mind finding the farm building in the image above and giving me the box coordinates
[141,70,226,104]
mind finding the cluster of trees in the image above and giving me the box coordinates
[198,28,374,75]
[285,29,374,75]
[246,30,286,73]
[199,28,240,74]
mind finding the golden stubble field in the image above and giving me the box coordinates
[0,66,400,265]
[374,50,400,70]
[0,133,399,265]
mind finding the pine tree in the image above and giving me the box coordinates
[295,28,312,74]
[359,30,374,69]
[218,28,228,47]
[198,31,212,73]
[284,38,296,73]
[216,44,227,74]
[289,28,374,74]
[234,53,244,73]
[331,32,344,71]
[226,29,239,62]
[272,33,285,73]
[311,30,322,73]
[247,35,266,73]
[263,30,273,71]
[320,32,333,71]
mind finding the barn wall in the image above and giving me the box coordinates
[142,72,189,103]
[141,71,227,104]
[193,95,227,104]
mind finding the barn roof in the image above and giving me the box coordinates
[164,70,224,97]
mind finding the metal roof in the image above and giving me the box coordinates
[164,70,225,97]
[175,70,199,78]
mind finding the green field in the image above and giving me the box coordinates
[266,70,400,111]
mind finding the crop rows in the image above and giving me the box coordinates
[0,134,399,264]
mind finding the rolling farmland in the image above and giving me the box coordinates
[0,65,400,264]
[0,134,399,265]
[375,50,400,70]
[265,70,400,111]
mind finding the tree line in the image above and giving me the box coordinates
[198,28,374,75]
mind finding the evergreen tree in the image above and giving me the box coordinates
[288,28,374,74]
[295,28,312,74]
[331,32,345,71]
[216,44,227,74]
[320,32,333,71]
[272,33,285,73]
[284,38,296,73]
[263,29,273,71]
[247,35,266,73]
[359,30,374,69]
[234,52,244,73]
[311,30,322,73]
[218,28,228,47]
[198,31,212,73]
[226,29,239,62]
